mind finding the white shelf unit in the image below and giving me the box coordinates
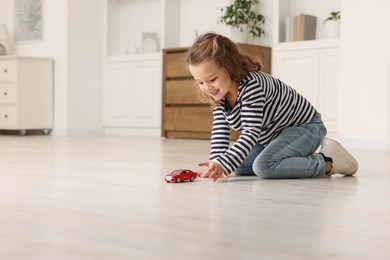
[104,0,180,58]
[103,0,180,136]
[273,0,341,45]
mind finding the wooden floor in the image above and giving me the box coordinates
[0,135,389,260]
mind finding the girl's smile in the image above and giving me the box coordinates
[209,89,219,96]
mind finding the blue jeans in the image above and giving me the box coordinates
[235,112,327,178]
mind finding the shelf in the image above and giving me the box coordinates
[274,0,341,44]
[105,0,180,58]
[273,39,340,51]
[106,0,161,56]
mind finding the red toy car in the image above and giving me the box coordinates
[165,169,197,183]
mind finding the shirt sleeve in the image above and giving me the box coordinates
[209,108,231,162]
[212,84,266,175]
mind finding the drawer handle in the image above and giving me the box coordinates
[3,92,7,96]
[4,114,8,119]
[3,69,7,73]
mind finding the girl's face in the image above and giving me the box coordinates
[189,60,238,105]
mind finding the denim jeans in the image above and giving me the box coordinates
[235,112,327,178]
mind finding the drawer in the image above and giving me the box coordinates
[0,84,16,104]
[164,106,213,132]
[0,60,17,82]
[165,80,202,105]
[165,52,192,78]
[0,106,17,127]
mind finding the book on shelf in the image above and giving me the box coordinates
[285,14,317,42]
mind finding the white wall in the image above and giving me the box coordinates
[339,0,390,149]
[68,0,104,134]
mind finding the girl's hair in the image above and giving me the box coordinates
[187,32,262,107]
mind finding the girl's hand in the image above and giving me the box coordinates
[197,161,229,182]
[195,168,206,177]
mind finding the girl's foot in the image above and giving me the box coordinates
[320,138,359,176]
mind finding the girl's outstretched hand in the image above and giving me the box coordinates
[197,161,229,182]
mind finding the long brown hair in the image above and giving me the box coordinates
[187,32,262,107]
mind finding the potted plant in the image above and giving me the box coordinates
[323,11,340,38]
[218,0,265,43]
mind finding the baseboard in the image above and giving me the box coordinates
[51,128,104,136]
[104,127,161,137]
[337,137,389,150]
[49,128,68,136]
[67,128,105,136]
[47,127,166,137]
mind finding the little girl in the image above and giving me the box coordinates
[187,32,358,181]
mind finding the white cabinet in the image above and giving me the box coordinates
[273,40,339,134]
[103,0,178,136]
[0,56,53,135]
[103,54,162,136]
[274,48,319,104]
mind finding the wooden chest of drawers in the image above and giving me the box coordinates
[162,44,271,139]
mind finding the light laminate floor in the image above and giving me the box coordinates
[0,135,389,260]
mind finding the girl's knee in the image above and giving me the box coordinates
[253,160,275,179]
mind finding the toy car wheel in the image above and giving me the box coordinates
[190,176,195,182]
[176,177,181,183]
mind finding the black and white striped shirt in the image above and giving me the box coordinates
[210,71,317,174]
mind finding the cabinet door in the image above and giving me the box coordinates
[319,48,340,133]
[131,60,161,127]
[104,59,161,128]
[104,63,132,126]
[274,49,319,108]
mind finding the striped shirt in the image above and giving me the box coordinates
[210,71,317,174]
